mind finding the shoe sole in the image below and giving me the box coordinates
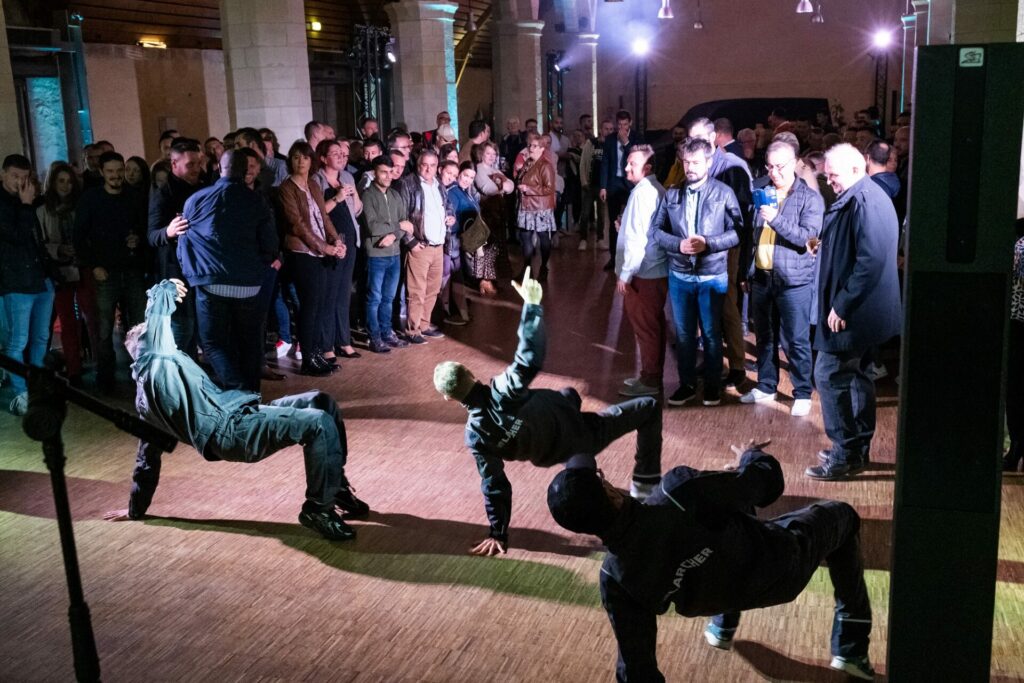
[618,388,659,397]
[667,397,695,406]
[703,631,734,651]
[740,394,777,404]
[830,657,874,681]
[805,463,867,480]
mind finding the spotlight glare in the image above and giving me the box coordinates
[631,37,650,57]
[657,0,674,20]
[873,29,893,48]
[796,0,814,13]
[386,49,397,63]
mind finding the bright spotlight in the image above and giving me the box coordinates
[873,29,893,49]
[631,37,650,57]
[386,49,397,63]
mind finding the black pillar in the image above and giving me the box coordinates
[889,43,1024,680]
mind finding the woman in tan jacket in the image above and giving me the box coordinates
[277,140,346,376]
[515,136,556,280]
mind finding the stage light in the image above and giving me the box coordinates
[137,39,167,49]
[873,29,893,48]
[796,0,814,13]
[693,19,704,29]
[386,48,397,63]
[308,20,322,32]
[631,37,650,57]
[657,0,674,20]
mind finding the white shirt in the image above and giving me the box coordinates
[615,175,667,282]
[420,177,446,246]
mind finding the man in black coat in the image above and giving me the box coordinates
[147,138,208,357]
[600,109,644,270]
[547,440,876,682]
[807,143,901,480]
[433,269,662,556]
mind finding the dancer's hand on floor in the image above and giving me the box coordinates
[725,439,772,469]
[103,509,135,522]
[469,537,507,556]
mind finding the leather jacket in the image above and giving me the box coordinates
[650,178,742,277]
[398,173,453,247]
[516,158,556,212]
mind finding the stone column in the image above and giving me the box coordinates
[0,2,23,156]
[577,33,599,128]
[385,1,459,134]
[492,19,545,134]
[219,0,313,143]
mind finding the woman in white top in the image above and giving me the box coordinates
[313,138,363,361]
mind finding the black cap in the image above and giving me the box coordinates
[547,468,618,536]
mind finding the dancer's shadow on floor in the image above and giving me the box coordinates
[146,511,603,607]
[732,641,886,682]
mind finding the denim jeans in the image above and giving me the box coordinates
[195,287,262,391]
[712,501,871,658]
[93,270,147,386]
[365,255,400,341]
[751,271,814,398]
[2,283,55,394]
[815,348,876,463]
[667,272,729,391]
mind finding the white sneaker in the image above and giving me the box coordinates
[791,398,812,417]
[9,392,28,416]
[275,341,293,358]
[629,481,657,501]
[578,239,588,251]
[622,376,642,388]
[739,388,777,404]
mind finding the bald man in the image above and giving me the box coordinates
[807,143,901,481]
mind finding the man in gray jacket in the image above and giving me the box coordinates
[650,138,742,408]
[740,141,824,417]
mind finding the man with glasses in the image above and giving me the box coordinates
[387,131,415,178]
[739,141,823,417]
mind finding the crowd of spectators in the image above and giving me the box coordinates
[0,102,1019,479]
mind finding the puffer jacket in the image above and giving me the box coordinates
[745,177,824,286]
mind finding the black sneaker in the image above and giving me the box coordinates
[668,385,696,406]
[384,334,409,348]
[702,386,722,406]
[805,459,866,481]
[368,339,391,354]
[298,509,356,541]
[335,485,370,519]
[406,334,428,345]
[817,449,870,466]
[421,327,445,338]
[724,369,747,387]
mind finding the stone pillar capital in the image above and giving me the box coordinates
[577,32,600,45]
[385,1,458,24]
[495,19,545,37]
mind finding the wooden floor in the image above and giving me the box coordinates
[2,240,1023,682]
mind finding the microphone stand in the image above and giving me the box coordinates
[0,355,177,683]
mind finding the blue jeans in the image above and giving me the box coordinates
[667,272,729,391]
[2,283,55,394]
[365,255,400,341]
[750,272,814,398]
[815,348,876,463]
[195,288,262,391]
